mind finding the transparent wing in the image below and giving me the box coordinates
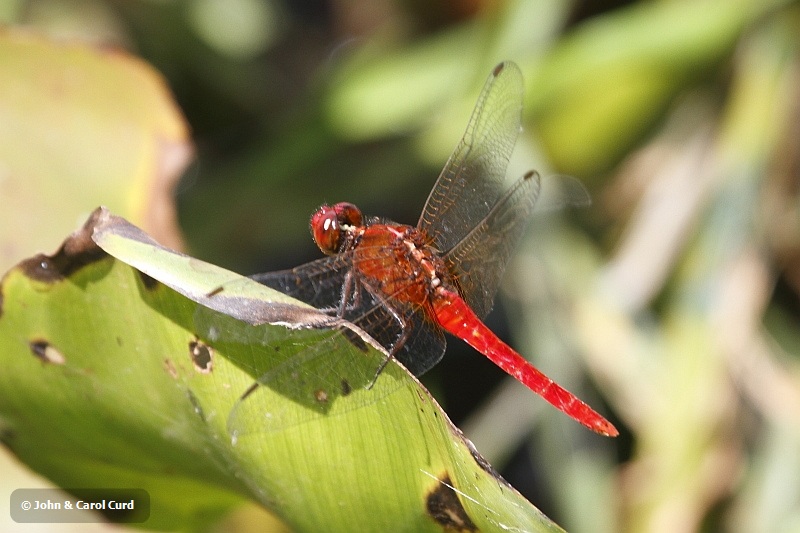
[444,171,541,318]
[249,255,352,312]
[418,61,524,253]
[444,174,591,318]
[358,297,446,376]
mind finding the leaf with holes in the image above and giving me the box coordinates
[0,208,564,532]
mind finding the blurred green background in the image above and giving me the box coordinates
[1,0,799,532]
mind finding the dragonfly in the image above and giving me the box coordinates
[233,61,617,437]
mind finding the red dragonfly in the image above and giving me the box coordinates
[242,62,616,437]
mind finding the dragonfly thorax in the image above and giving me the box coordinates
[353,223,451,307]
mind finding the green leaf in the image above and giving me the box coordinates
[0,207,564,532]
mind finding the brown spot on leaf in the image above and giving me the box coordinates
[163,358,178,379]
[240,382,259,401]
[426,474,477,532]
[340,379,352,396]
[19,208,108,283]
[29,339,66,365]
[314,389,329,403]
[206,285,224,297]
[19,256,60,283]
[189,339,213,373]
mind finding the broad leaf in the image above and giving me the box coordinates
[0,207,564,532]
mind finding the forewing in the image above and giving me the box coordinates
[444,171,541,318]
[418,61,524,253]
[249,255,352,312]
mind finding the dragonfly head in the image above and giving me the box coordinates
[310,202,363,255]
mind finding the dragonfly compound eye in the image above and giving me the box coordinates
[310,205,342,255]
[333,202,363,228]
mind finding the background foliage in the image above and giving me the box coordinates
[2,0,799,532]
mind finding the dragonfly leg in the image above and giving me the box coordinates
[337,270,365,317]
[366,298,411,389]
